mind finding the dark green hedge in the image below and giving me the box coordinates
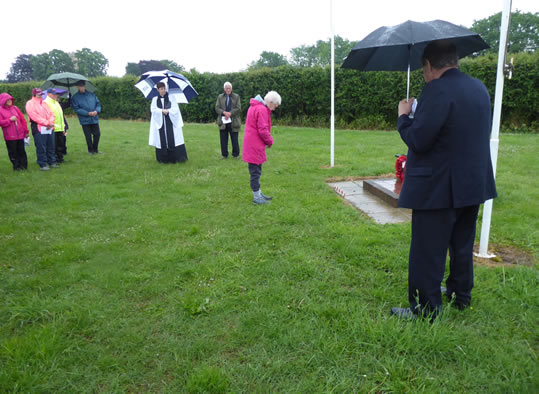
[1,52,537,132]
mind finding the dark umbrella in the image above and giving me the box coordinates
[342,19,489,98]
[41,72,97,96]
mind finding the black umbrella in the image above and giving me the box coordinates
[342,19,489,98]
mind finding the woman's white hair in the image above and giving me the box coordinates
[264,91,281,105]
[224,81,232,89]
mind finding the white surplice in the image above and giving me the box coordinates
[149,95,184,149]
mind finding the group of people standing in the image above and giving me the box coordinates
[214,82,281,204]
[0,80,102,171]
[2,40,499,322]
[148,80,281,205]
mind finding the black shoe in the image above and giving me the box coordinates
[443,287,470,310]
[390,307,415,320]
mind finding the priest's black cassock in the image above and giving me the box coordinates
[149,93,188,163]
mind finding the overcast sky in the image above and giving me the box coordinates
[2,0,537,79]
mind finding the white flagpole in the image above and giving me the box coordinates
[330,0,335,167]
[477,0,512,258]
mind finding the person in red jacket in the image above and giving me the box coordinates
[242,91,281,205]
[0,93,29,170]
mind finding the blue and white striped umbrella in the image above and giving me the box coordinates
[135,70,198,104]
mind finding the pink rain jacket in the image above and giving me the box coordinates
[25,96,55,132]
[242,98,274,165]
[0,93,28,141]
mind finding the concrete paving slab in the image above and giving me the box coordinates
[328,181,364,196]
[329,179,411,224]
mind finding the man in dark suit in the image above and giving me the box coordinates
[215,82,241,159]
[391,40,497,320]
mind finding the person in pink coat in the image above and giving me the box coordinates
[242,91,281,204]
[0,93,29,170]
[25,88,57,171]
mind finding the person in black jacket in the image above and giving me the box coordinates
[391,40,497,320]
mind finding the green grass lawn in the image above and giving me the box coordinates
[1,118,537,392]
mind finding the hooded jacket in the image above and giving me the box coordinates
[0,93,29,141]
[242,95,274,165]
[25,96,55,133]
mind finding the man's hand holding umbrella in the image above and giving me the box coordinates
[399,98,416,117]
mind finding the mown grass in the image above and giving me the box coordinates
[0,118,537,392]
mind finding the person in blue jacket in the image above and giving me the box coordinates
[72,80,102,154]
[391,40,497,320]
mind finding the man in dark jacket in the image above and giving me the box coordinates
[215,82,241,159]
[391,40,497,320]
[72,80,102,154]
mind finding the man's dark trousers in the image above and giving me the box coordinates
[82,124,100,153]
[408,205,480,315]
[220,123,239,158]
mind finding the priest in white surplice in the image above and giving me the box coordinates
[149,82,188,163]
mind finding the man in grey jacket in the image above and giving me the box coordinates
[215,82,241,159]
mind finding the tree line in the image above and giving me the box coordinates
[247,10,538,69]
[3,10,537,82]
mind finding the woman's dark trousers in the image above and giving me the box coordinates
[5,139,27,170]
[248,163,262,192]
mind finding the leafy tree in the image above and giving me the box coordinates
[248,51,289,70]
[125,62,141,76]
[159,59,184,73]
[470,10,539,55]
[289,35,355,67]
[30,49,75,80]
[74,48,109,77]
[125,59,185,75]
[6,54,34,82]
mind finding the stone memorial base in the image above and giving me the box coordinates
[329,178,411,224]
[363,178,403,208]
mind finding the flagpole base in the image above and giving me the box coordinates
[474,252,496,259]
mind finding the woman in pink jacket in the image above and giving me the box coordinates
[25,88,56,171]
[242,91,281,205]
[0,93,29,170]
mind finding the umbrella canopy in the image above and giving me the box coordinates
[41,72,97,96]
[135,70,198,104]
[342,19,489,71]
[342,19,489,99]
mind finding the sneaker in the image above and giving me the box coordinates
[261,192,273,201]
[95,151,104,154]
[50,163,60,168]
[40,166,50,171]
[253,195,271,205]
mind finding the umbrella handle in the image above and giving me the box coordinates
[406,63,410,101]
